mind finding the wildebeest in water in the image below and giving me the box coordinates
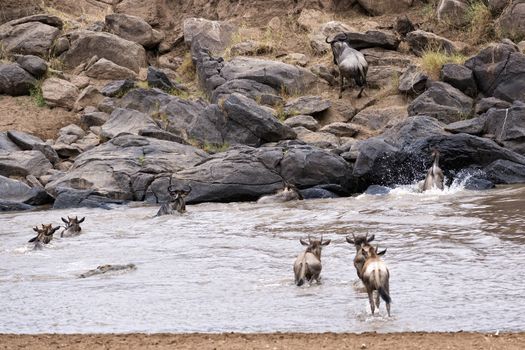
[156,184,192,216]
[28,224,60,249]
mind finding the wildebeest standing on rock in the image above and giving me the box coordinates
[326,32,368,98]
[293,235,331,286]
[257,182,303,204]
[61,216,85,237]
[28,224,61,249]
[156,184,192,216]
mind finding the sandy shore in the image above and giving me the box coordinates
[1,332,523,350]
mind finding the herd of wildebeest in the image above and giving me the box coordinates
[24,149,444,316]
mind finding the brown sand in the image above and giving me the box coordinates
[1,332,523,350]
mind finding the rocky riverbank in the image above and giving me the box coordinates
[2,0,525,211]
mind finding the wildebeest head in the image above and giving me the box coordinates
[326,32,349,64]
[29,224,60,245]
[346,233,375,251]
[61,216,85,231]
[300,235,331,259]
[168,185,192,200]
[283,182,304,200]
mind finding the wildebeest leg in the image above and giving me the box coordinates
[357,86,365,98]
[375,290,380,308]
[367,287,375,315]
[339,74,344,99]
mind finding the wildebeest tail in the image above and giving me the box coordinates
[296,262,307,286]
[378,287,391,304]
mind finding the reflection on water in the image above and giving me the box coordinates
[1,185,525,333]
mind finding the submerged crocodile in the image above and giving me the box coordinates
[78,264,137,278]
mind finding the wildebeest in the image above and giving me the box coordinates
[28,224,60,249]
[293,235,331,286]
[78,264,137,278]
[361,245,391,316]
[326,32,368,98]
[346,233,379,280]
[61,216,85,237]
[421,149,444,191]
[156,184,192,216]
[257,183,303,204]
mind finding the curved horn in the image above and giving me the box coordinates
[325,36,333,44]
[168,185,177,193]
[186,185,192,194]
[343,32,348,41]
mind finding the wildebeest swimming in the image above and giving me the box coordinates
[78,264,137,278]
[156,184,192,216]
[361,244,391,316]
[293,235,331,286]
[28,224,60,249]
[346,233,384,280]
[421,149,444,191]
[61,216,85,237]
[257,183,303,204]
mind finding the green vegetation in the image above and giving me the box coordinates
[178,52,196,80]
[30,81,46,107]
[465,1,495,43]
[274,103,288,122]
[138,154,146,167]
[202,142,230,154]
[420,50,468,79]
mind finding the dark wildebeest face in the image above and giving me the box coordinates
[61,216,85,237]
[168,185,192,214]
[29,224,60,248]
[294,235,331,286]
[346,233,385,280]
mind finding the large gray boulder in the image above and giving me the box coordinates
[0,175,52,208]
[398,64,428,96]
[61,30,147,73]
[465,44,525,103]
[46,134,209,201]
[284,95,331,116]
[220,57,317,94]
[14,54,47,78]
[437,0,469,26]
[85,58,137,80]
[183,18,236,53]
[222,93,296,146]
[7,130,58,164]
[408,81,473,124]
[100,108,159,140]
[210,79,280,105]
[498,1,525,40]
[440,63,477,97]
[164,142,352,203]
[0,132,21,151]
[356,0,413,16]
[104,13,163,48]
[41,77,79,110]
[344,30,400,50]
[0,63,36,96]
[0,15,62,56]
[484,159,525,184]
[0,150,53,177]
[406,30,458,56]
[483,102,525,155]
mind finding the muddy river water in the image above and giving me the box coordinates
[1,183,524,333]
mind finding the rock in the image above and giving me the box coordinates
[6,130,58,164]
[74,86,104,111]
[56,124,85,144]
[53,187,125,209]
[105,13,163,48]
[465,44,525,103]
[190,43,226,95]
[100,108,159,140]
[284,115,319,131]
[461,176,495,190]
[364,185,391,195]
[147,66,183,92]
[367,65,404,89]
[115,0,160,26]
[0,132,21,151]
[362,48,414,67]
[483,102,525,155]
[138,128,188,145]
[222,93,296,146]
[284,96,331,116]
[0,63,36,96]
[183,18,236,53]
[294,127,340,149]
[344,30,400,50]
[498,2,525,40]
[408,81,473,124]
[283,53,309,67]
[85,58,137,80]
[437,0,469,26]
[352,115,525,190]
[0,200,33,211]
[0,175,53,207]
[0,20,60,57]
[168,143,351,203]
[41,77,79,110]
[210,79,280,105]
[352,106,408,136]
[406,30,458,56]
[394,15,415,36]
[230,40,271,56]
[445,117,486,135]
[53,36,69,56]
[310,64,338,86]
[319,122,359,137]
[46,134,209,202]
[440,64,477,97]
[14,54,47,78]
[70,75,90,89]
[475,97,512,115]
[0,150,53,177]
[61,30,147,73]
[101,79,136,97]
[398,64,428,96]
[356,0,413,16]
[484,159,525,184]
[300,186,339,199]
[489,0,510,15]
[81,111,110,127]
[220,57,317,94]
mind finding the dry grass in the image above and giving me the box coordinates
[420,50,468,79]
[465,1,495,44]
[177,52,196,81]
